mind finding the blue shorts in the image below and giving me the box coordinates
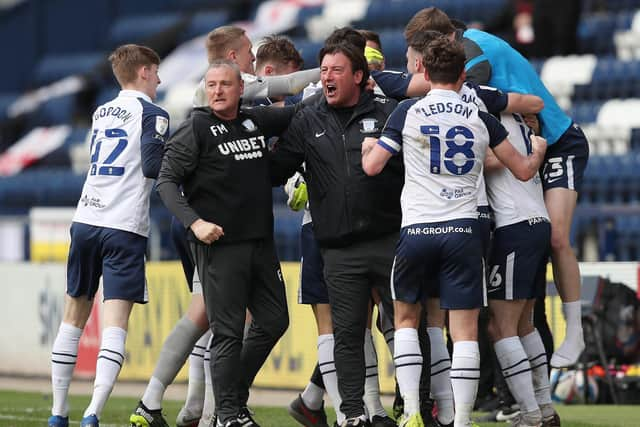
[487,219,550,300]
[392,219,484,310]
[542,123,589,193]
[171,216,196,292]
[425,207,492,300]
[67,222,148,303]
[477,205,493,260]
[298,223,329,305]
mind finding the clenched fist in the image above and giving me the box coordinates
[190,218,224,245]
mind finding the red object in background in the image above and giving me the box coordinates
[75,290,101,377]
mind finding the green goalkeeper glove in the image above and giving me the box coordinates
[285,174,308,211]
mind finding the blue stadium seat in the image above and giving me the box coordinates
[569,101,602,125]
[0,94,18,121]
[630,128,640,151]
[181,10,230,42]
[292,39,322,69]
[30,94,77,127]
[107,13,184,48]
[378,30,407,70]
[0,169,84,208]
[578,12,633,55]
[32,52,105,86]
[112,0,174,17]
[94,86,121,110]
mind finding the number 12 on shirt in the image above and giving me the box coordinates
[89,128,129,176]
[420,125,475,175]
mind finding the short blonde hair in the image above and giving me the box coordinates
[205,25,247,64]
[108,44,160,87]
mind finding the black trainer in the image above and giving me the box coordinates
[236,407,260,427]
[392,382,404,421]
[371,415,397,427]
[129,401,170,427]
[341,416,371,426]
[288,394,329,427]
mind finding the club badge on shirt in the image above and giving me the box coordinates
[155,116,169,135]
[242,119,257,132]
[359,118,379,134]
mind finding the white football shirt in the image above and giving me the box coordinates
[378,89,508,226]
[73,90,169,237]
[485,113,549,228]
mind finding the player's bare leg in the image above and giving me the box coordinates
[289,303,335,427]
[489,300,541,426]
[426,298,453,426]
[544,188,585,367]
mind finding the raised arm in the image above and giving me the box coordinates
[492,134,546,181]
[479,110,546,181]
[362,137,393,176]
[504,93,544,114]
[243,68,321,100]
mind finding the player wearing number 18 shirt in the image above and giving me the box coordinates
[362,38,546,427]
[48,45,169,427]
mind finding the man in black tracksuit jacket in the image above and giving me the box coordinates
[157,60,295,427]
[270,43,403,426]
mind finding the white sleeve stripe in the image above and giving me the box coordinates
[379,136,401,153]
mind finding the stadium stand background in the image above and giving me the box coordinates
[1,0,640,263]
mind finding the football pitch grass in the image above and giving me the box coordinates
[0,390,637,427]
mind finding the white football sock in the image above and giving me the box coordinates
[363,328,387,418]
[301,381,324,411]
[551,301,585,367]
[183,329,211,415]
[318,334,345,424]
[51,322,82,417]
[521,329,553,413]
[427,327,453,425]
[393,328,422,417]
[494,336,540,418]
[84,326,126,417]
[450,341,480,427]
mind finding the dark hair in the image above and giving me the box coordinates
[407,31,446,56]
[358,29,383,51]
[318,42,370,89]
[404,7,456,42]
[422,38,465,84]
[108,44,160,87]
[256,35,304,71]
[324,27,366,51]
[450,18,468,31]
